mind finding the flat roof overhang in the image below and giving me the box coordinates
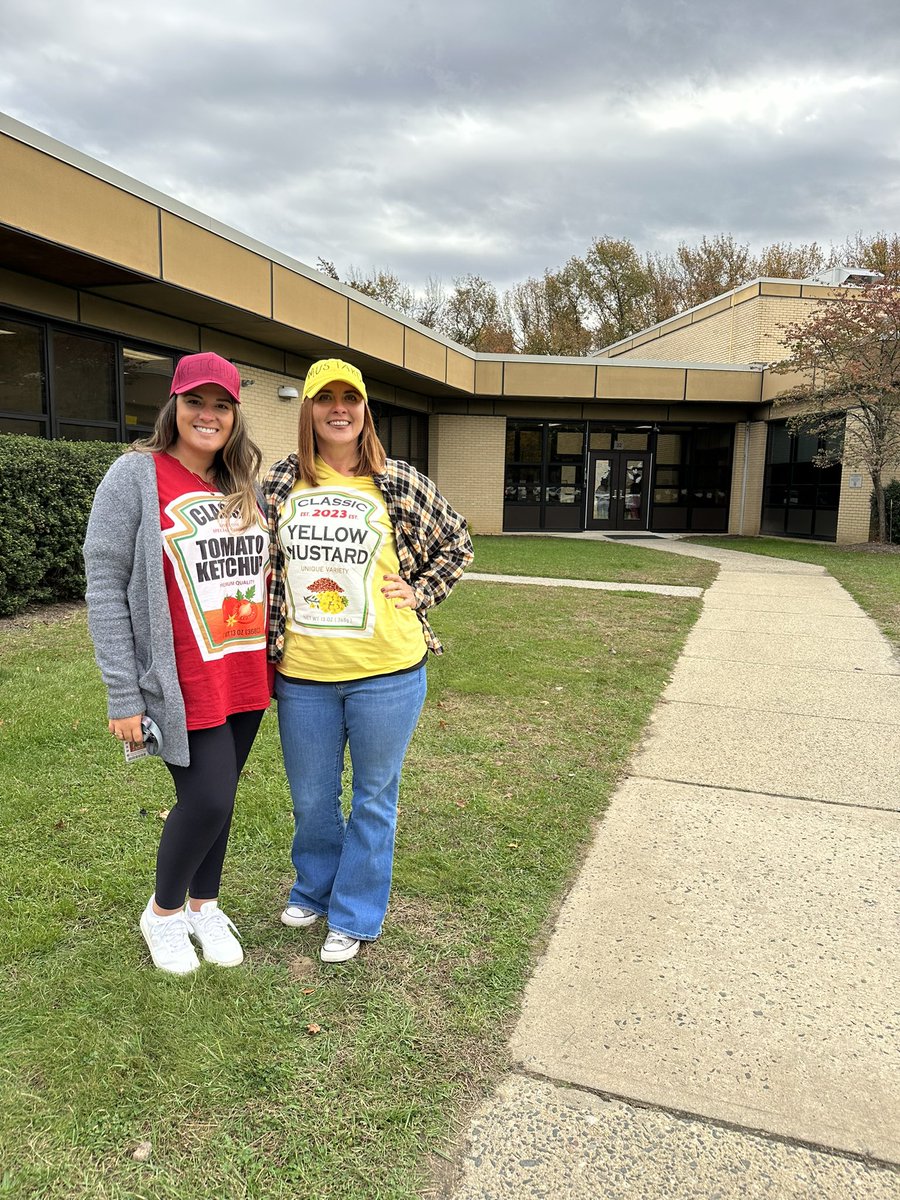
[0,222,469,402]
[0,114,766,412]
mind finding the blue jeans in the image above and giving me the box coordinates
[275,667,427,941]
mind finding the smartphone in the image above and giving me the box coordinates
[123,717,163,763]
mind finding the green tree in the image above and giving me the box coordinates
[671,233,754,309]
[342,267,448,331]
[573,238,655,348]
[347,267,418,315]
[507,266,592,355]
[414,277,448,331]
[639,251,682,328]
[316,257,340,280]
[752,241,827,281]
[775,282,900,541]
[442,274,514,352]
[832,232,900,284]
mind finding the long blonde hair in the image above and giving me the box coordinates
[296,394,387,486]
[132,396,262,527]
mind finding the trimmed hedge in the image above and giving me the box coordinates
[0,434,125,618]
[873,478,900,544]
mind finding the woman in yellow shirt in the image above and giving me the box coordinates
[264,359,472,962]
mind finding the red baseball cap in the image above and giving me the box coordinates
[170,353,242,404]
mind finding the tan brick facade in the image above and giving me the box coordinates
[607,291,822,367]
[836,467,873,544]
[233,362,304,473]
[428,415,505,534]
[728,420,767,535]
[835,414,900,543]
[833,407,896,545]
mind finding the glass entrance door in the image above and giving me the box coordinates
[586,451,652,530]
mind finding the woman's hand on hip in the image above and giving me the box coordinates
[381,574,417,609]
[109,715,145,745]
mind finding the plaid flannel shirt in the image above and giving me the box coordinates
[263,455,474,660]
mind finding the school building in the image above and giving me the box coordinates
[0,112,886,543]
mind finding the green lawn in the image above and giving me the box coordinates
[470,535,717,588]
[682,536,900,648]
[0,579,703,1200]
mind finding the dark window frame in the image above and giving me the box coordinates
[504,418,733,532]
[0,313,49,432]
[368,401,429,475]
[0,305,185,442]
[504,419,549,509]
[761,420,841,541]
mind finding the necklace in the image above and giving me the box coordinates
[166,451,219,493]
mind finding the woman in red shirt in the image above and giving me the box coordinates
[84,353,270,975]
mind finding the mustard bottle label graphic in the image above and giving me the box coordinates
[280,489,384,639]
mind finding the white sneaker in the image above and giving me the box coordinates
[140,900,200,975]
[320,930,361,963]
[281,905,321,928]
[185,901,244,966]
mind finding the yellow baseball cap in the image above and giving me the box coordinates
[302,358,368,402]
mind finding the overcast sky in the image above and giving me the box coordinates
[3,0,899,292]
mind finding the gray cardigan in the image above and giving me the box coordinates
[83,452,191,766]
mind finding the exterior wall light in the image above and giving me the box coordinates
[277,386,299,400]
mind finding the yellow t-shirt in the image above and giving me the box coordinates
[277,460,426,681]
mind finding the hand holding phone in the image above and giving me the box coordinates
[120,717,163,762]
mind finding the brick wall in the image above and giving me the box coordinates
[239,364,504,534]
[836,468,873,544]
[835,414,900,543]
[234,362,304,473]
[728,420,767,535]
[615,308,743,362]
[428,414,505,534]
[835,410,874,544]
[754,297,820,365]
[613,295,821,366]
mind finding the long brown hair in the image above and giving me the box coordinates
[296,393,387,486]
[132,396,262,527]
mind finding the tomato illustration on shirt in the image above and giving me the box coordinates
[222,586,259,627]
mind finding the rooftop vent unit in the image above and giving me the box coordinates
[803,266,884,287]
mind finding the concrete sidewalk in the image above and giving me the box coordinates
[443,543,900,1198]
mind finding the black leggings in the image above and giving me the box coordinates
[154,710,265,909]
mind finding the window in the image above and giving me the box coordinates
[761,421,841,540]
[650,424,732,531]
[125,348,174,437]
[504,420,587,531]
[546,424,584,506]
[0,308,204,445]
[0,317,46,435]
[58,425,121,443]
[505,421,544,504]
[53,331,116,424]
[616,432,649,451]
[369,402,428,473]
[0,417,44,436]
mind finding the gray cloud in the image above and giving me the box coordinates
[2,0,899,292]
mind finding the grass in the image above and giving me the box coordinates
[0,574,703,1199]
[682,535,900,648]
[470,535,717,588]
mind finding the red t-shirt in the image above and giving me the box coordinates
[155,452,272,730]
